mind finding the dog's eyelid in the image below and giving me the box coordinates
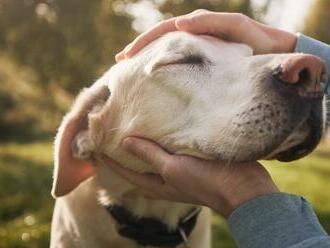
[146,53,209,73]
[177,54,206,65]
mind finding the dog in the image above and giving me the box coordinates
[50,32,327,248]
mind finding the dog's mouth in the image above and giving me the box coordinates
[275,104,323,162]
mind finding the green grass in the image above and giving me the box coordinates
[0,142,329,248]
[0,142,54,248]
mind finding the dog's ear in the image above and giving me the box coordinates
[52,84,110,198]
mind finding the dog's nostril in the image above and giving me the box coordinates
[272,55,326,98]
[272,66,311,86]
[298,68,310,85]
[272,66,283,80]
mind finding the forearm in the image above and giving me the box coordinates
[227,193,330,248]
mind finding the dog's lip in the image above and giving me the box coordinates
[276,108,322,162]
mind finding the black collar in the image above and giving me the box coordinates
[106,204,200,247]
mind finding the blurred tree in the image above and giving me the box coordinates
[304,0,330,44]
[0,0,136,140]
[0,0,268,141]
[0,0,136,93]
[158,0,253,17]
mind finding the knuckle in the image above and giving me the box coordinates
[160,160,177,181]
[160,166,172,180]
[163,187,177,200]
[156,20,167,28]
[234,13,249,27]
[158,17,174,26]
[227,13,250,36]
[189,9,215,26]
[160,157,182,181]
[193,9,209,14]
[234,12,244,18]
[154,19,168,29]
[138,144,153,161]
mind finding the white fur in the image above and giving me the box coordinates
[51,32,326,247]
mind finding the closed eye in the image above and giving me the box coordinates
[149,54,208,72]
[175,54,205,65]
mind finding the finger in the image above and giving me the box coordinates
[115,51,125,62]
[102,155,180,200]
[122,137,173,171]
[102,155,167,188]
[115,43,133,62]
[176,12,243,39]
[136,186,183,202]
[136,188,197,204]
[123,18,177,58]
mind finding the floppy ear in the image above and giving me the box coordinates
[52,84,110,198]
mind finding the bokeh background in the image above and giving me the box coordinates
[0,0,329,247]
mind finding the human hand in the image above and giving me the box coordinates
[103,137,279,218]
[116,10,297,61]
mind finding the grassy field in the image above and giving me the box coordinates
[0,141,329,248]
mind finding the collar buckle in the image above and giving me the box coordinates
[179,227,190,248]
[178,207,201,248]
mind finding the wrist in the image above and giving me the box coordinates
[271,29,298,54]
[211,163,279,218]
[241,17,298,54]
[223,180,279,218]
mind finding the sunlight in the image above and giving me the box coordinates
[264,0,312,31]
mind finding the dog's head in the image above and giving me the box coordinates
[52,32,327,197]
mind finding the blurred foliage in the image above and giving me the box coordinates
[0,54,70,140]
[0,0,136,141]
[158,0,253,16]
[0,142,54,247]
[0,1,329,247]
[0,0,135,91]
[304,0,330,44]
[0,0,266,141]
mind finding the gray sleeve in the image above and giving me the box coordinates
[227,193,330,248]
[295,33,330,94]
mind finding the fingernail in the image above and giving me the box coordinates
[124,49,135,59]
[115,52,125,62]
[116,44,134,62]
[124,43,134,54]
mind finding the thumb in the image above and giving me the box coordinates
[122,137,173,171]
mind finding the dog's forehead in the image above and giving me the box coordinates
[148,32,223,57]
[149,32,253,58]
[157,32,208,51]
[106,32,252,89]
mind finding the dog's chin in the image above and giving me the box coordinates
[275,129,322,162]
[267,120,322,162]
[276,98,325,162]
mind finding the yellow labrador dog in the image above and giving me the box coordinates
[51,32,326,248]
